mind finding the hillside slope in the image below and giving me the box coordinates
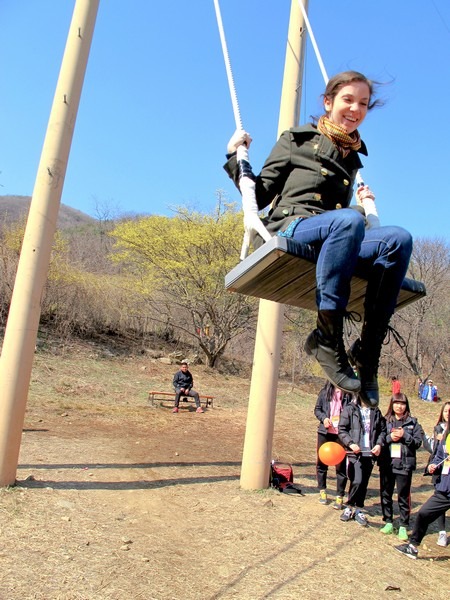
[0,195,94,229]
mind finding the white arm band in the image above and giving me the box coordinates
[361,198,380,229]
[237,145,272,259]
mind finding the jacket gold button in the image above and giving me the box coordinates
[336,203,342,209]
[314,193,321,201]
[313,144,319,150]
[320,168,328,176]
[282,209,289,216]
[343,179,350,186]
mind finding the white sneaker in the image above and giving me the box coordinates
[340,507,354,522]
[395,543,418,560]
[437,532,448,547]
[354,510,369,527]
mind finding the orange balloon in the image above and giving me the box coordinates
[318,441,346,466]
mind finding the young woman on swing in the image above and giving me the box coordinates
[224,71,412,407]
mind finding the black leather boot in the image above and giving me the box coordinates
[305,310,361,393]
[349,257,406,407]
[348,318,389,407]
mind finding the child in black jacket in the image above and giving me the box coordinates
[314,382,352,509]
[338,396,386,527]
[422,401,449,546]
[396,420,450,559]
[379,393,423,541]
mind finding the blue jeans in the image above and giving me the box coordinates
[290,209,413,315]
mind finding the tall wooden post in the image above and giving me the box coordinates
[0,0,100,486]
[240,0,308,489]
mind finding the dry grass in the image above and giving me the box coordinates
[0,340,448,600]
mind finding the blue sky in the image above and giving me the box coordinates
[1,0,450,241]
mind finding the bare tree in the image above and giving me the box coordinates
[389,238,450,385]
[283,306,316,385]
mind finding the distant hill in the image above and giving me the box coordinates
[0,195,95,230]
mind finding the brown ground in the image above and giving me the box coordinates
[0,345,448,599]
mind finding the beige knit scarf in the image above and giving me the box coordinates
[317,115,361,157]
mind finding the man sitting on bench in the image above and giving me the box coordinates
[172,361,204,414]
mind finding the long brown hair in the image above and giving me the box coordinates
[436,401,450,425]
[322,71,383,112]
[384,393,411,422]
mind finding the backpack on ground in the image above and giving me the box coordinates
[270,461,302,494]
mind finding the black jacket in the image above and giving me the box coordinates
[338,401,386,460]
[173,370,194,391]
[433,440,450,495]
[224,124,368,247]
[314,387,353,435]
[423,422,446,483]
[379,416,423,474]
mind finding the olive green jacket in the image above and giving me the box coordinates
[224,124,368,247]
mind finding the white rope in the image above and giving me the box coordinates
[213,0,243,131]
[213,0,272,258]
[297,0,328,84]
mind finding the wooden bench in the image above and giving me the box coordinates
[148,391,214,409]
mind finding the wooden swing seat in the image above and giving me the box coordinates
[225,236,426,313]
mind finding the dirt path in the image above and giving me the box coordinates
[0,394,448,600]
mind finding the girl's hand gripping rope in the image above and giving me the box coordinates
[227,129,252,154]
[355,173,380,229]
[228,129,272,259]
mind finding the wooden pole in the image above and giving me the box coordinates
[240,0,308,489]
[0,0,100,486]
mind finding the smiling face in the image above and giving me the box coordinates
[393,400,407,418]
[324,81,370,134]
